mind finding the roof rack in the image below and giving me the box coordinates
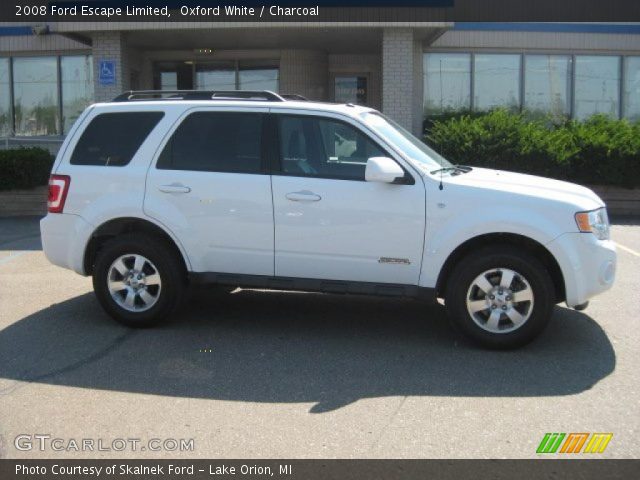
[112,90,287,102]
[280,94,308,101]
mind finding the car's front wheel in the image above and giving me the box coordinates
[93,233,185,327]
[445,245,555,349]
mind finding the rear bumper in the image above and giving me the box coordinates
[40,213,94,275]
[547,232,617,308]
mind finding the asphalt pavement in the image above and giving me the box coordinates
[0,217,638,458]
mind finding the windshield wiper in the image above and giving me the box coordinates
[430,165,471,175]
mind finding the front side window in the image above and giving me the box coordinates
[278,115,387,181]
[157,112,263,173]
[70,112,164,166]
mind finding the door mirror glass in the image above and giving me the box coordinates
[365,157,404,184]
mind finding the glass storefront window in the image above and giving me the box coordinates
[474,54,521,111]
[524,55,571,118]
[424,53,471,115]
[160,72,178,90]
[239,67,278,91]
[574,56,621,120]
[195,62,236,90]
[61,55,93,134]
[0,58,10,137]
[12,56,59,136]
[623,57,640,121]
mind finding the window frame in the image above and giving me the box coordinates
[154,108,271,175]
[270,112,414,184]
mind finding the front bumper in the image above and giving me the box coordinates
[546,232,617,308]
[40,213,94,275]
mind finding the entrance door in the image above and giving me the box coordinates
[333,75,368,105]
[271,112,425,285]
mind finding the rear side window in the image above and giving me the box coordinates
[156,112,263,173]
[70,112,164,166]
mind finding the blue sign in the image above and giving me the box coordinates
[99,60,116,86]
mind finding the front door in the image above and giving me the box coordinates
[144,108,274,275]
[271,112,425,285]
[333,75,369,106]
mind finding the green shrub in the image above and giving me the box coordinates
[425,110,640,188]
[0,148,54,191]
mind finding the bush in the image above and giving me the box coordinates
[0,148,54,191]
[425,110,640,188]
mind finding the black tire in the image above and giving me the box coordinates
[444,245,555,349]
[93,233,186,327]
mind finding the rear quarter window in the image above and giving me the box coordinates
[70,112,164,166]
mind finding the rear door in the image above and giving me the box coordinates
[144,107,274,275]
[270,112,426,285]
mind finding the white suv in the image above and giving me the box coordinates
[40,90,617,348]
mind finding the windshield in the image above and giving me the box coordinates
[361,112,453,170]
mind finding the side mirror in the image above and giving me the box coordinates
[365,157,405,184]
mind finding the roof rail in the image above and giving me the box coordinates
[281,94,308,101]
[112,90,286,102]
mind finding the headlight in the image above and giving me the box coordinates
[575,208,610,240]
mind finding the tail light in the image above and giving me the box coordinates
[48,175,71,213]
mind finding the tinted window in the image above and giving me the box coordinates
[71,112,163,166]
[278,115,387,181]
[157,112,263,173]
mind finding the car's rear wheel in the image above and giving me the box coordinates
[93,233,185,327]
[444,245,555,349]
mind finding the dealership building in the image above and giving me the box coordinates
[0,19,639,149]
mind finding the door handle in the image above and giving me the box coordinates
[158,184,191,194]
[286,191,321,202]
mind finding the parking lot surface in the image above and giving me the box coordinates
[1,217,639,458]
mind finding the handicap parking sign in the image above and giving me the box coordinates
[99,60,116,86]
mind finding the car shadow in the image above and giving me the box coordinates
[0,288,615,413]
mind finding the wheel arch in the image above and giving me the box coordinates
[83,217,190,276]
[435,233,565,303]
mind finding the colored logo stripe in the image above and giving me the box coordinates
[560,433,589,453]
[584,434,613,453]
[537,433,613,454]
[536,433,565,453]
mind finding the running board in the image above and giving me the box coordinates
[189,272,436,301]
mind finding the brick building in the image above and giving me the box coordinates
[0,21,639,150]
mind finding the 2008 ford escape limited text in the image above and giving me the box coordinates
[40,90,617,349]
